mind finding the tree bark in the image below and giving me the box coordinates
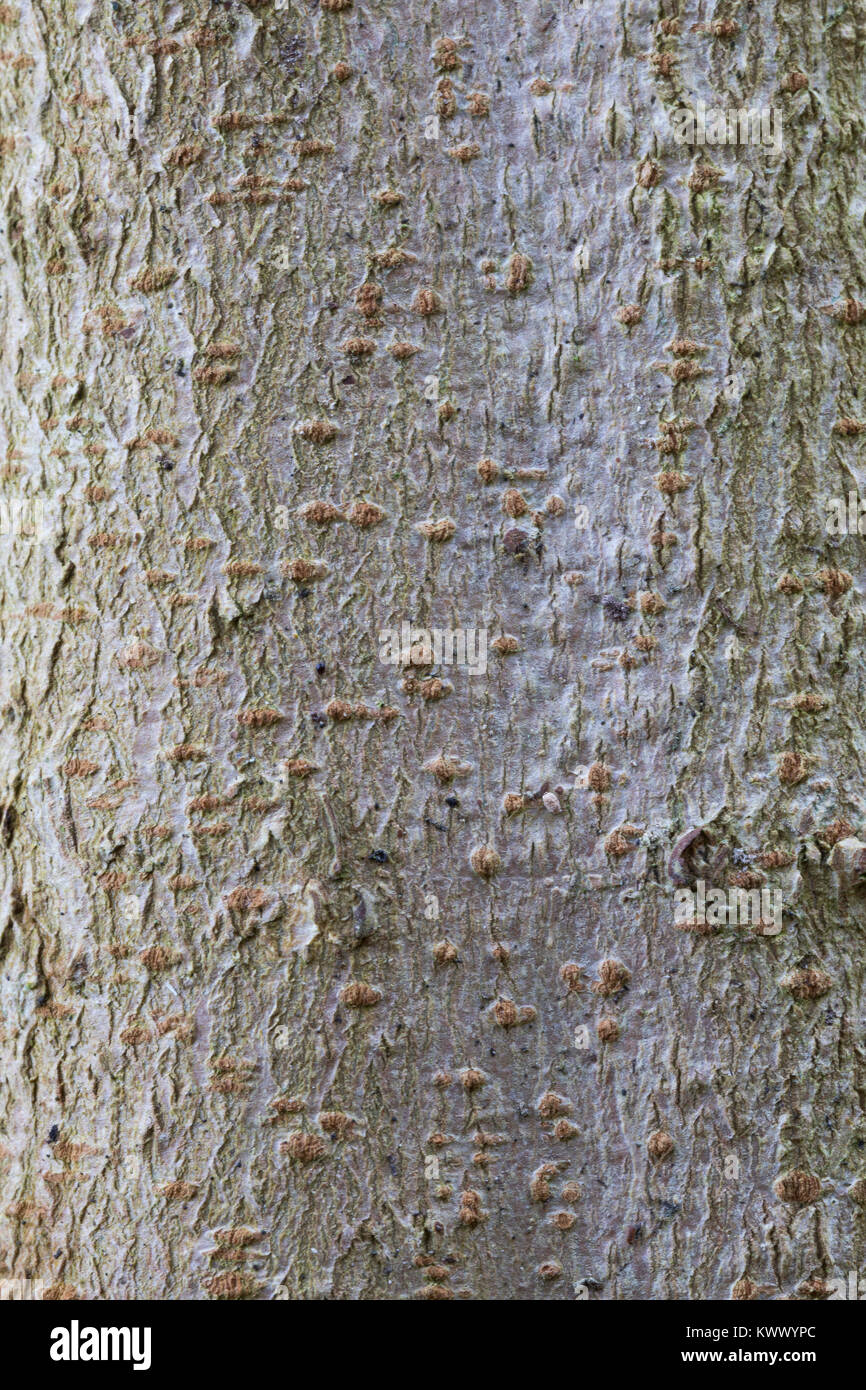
[1,0,865,1302]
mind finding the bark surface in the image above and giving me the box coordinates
[0,0,865,1301]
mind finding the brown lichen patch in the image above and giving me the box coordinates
[237,707,283,727]
[285,758,318,778]
[790,692,826,713]
[212,1227,264,1249]
[559,962,585,993]
[432,940,458,965]
[476,458,499,483]
[87,531,127,549]
[529,1164,559,1202]
[346,500,385,528]
[187,27,227,48]
[596,1017,620,1042]
[326,699,398,722]
[339,982,381,1008]
[97,870,127,891]
[389,341,418,358]
[319,1111,356,1139]
[269,1096,305,1116]
[830,298,866,324]
[505,253,532,294]
[416,517,456,541]
[166,743,208,762]
[402,676,449,700]
[140,946,178,972]
[143,824,172,842]
[592,959,631,996]
[782,969,833,1000]
[202,1271,260,1299]
[776,572,804,595]
[342,336,376,357]
[467,91,490,115]
[225,886,268,912]
[62,758,99,778]
[639,591,666,615]
[688,162,723,192]
[647,1131,674,1161]
[502,487,528,518]
[491,997,519,1027]
[604,824,642,857]
[458,1189,485,1226]
[448,142,480,165]
[296,420,338,443]
[814,566,852,597]
[818,817,854,847]
[353,282,383,321]
[778,751,807,785]
[130,265,176,293]
[119,641,161,669]
[291,138,334,157]
[283,558,327,581]
[667,359,706,382]
[614,303,642,326]
[728,869,765,890]
[223,560,263,577]
[281,1133,327,1162]
[755,849,795,869]
[774,1170,821,1204]
[154,1014,194,1040]
[188,793,233,813]
[193,363,235,385]
[168,874,197,891]
[731,1278,758,1300]
[5,1201,48,1223]
[470,845,501,878]
[636,157,661,187]
[158,1180,199,1200]
[167,141,206,167]
[412,287,440,316]
[850,1180,866,1205]
[298,501,344,527]
[587,761,611,792]
[491,634,519,654]
[538,1092,571,1119]
[833,417,865,435]
[41,1283,79,1300]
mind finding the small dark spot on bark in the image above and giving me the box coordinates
[603,597,631,622]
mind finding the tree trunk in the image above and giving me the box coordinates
[1,0,864,1302]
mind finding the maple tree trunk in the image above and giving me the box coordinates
[1,0,865,1302]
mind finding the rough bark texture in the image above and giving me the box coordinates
[1,0,866,1302]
